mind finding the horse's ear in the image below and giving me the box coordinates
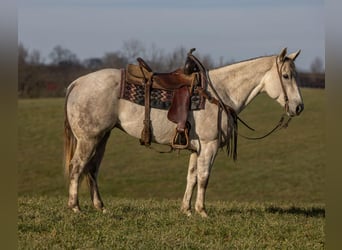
[287,49,301,61]
[278,48,287,62]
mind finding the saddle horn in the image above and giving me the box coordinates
[184,48,199,75]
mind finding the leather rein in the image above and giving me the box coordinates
[238,57,292,140]
[189,52,292,142]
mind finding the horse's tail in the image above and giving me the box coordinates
[64,82,77,179]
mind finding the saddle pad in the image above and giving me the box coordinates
[126,64,152,85]
[120,80,204,110]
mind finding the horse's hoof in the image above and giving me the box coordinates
[71,206,81,213]
[195,209,208,218]
[180,206,192,217]
[181,209,192,217]
[94,204,106,213]
[199,211,208,218]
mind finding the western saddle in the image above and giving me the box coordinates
[125,48,206,149]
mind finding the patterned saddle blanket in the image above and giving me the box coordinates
[120,79,204,110]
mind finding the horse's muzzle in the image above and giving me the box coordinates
[296,103,304,116]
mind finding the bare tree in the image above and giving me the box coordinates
[83,58,103,70]
[166,46,188,70]
[28,49,43,65]
[122,39,146,63]
[18,40,243,98]
[310,57,324,73]
[102,52,128,68]
[49,45,79,66]
[18,43,28,65]
[199,53,215,69]
[145,43,167,71]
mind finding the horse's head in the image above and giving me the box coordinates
[263,48,304,117]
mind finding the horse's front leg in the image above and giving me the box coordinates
[195,140,218,217]
[181,152,198,216]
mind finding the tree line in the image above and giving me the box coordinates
[18,39,324,98]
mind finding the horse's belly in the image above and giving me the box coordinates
[117,100,176,144]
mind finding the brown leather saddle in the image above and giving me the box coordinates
[125,49,204,149]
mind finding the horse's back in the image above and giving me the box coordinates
[68,68,121,92]
[66,68,122,138]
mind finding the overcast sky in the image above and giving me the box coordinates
[18,0,324,71]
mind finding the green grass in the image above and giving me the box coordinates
[18,88,325,248]
[18,196,324,249]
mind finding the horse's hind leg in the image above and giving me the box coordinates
[68,138,97,212]
[86,131,111,212]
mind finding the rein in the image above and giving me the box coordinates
[189,51,292,145]
[148,51,292,156]
[240,56,292,140]
[238,114,291,140]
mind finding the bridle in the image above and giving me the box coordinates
[189,51,293,143]
[238,56,293,140]
[276,56,290,114]
[154,51,294,158]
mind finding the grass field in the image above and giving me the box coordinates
[18,88,325,248]
[18,197,324,249]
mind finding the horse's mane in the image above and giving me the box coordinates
[210,54,276,71]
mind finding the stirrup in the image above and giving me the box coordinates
[171,128,189,149]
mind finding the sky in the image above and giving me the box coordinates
[18,0,324,71]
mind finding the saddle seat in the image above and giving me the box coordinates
[127,57,196,90]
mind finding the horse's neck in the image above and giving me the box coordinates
[209,56,275,113]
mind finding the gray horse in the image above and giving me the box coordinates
[64,48,303,217]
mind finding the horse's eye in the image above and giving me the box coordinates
[283,74,289,79]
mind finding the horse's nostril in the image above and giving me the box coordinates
[296,103,304,115]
